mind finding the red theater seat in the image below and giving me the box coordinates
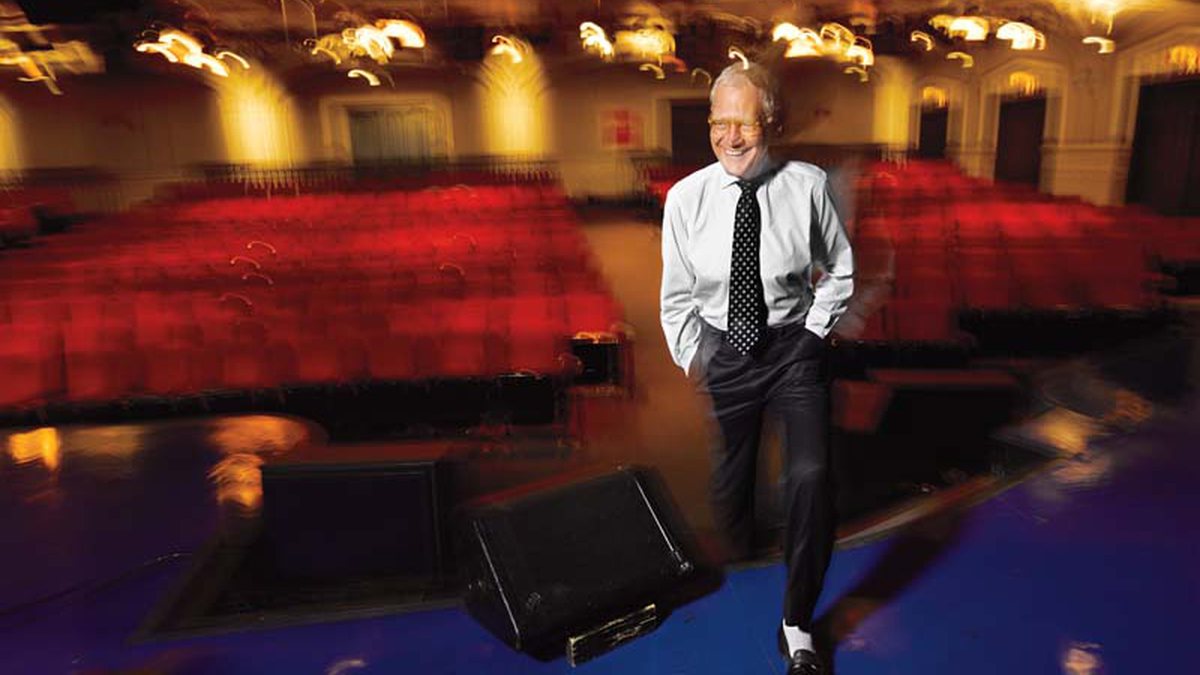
[0,328,62,407]
[366,332,426,381]
[63,324,143,402]
[958,268,1017,310]
[291,335,354,385]
[896,268,955,306]
[888,301,959,343]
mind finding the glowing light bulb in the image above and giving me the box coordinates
[910,31,933,51]
[490,35,524,64]
[348,68,380,86]
[1082,37,1115,54]
[947,51,974,68]
[379,19,426,49]
[727,47,749,69]
[639,63,665,79]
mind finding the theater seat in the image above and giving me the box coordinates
[887,300,959,344]
[958,269,1017,310]
[0,328,62,407]
[64,330,144,402]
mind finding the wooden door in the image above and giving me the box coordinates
[994,97,1046,186]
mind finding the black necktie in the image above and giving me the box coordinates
[728,179,766,355]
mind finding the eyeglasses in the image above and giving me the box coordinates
[708,117,764,136]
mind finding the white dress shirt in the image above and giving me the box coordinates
[659,158,855,373]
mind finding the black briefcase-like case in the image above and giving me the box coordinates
[460,466,709,665]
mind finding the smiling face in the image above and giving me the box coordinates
[709,80,768,179]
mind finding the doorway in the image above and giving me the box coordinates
[994,96,1046,186]
[1126,78,1200,215]
[918,107,948,159]
[670,101,711,166]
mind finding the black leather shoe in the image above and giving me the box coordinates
[777,626,824,674]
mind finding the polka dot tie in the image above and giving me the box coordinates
[728,179,767,356]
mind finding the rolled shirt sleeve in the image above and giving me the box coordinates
[660,187,703,372]
[803,177,855,338]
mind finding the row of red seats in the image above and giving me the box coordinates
[0,290,622,406]
[857,233,1157,309]
[0,206,36,243]
[857,160,1176,318]
[166,185,568,223]
[860,160,1198,263]
[24,207,584,252]
[2,288,621,336]
[0,184,625,409]
[0,187,75,246]
[1,195,594,284]
[7,224,608,297]
[158,170,562,202]
[864,204,1169,248]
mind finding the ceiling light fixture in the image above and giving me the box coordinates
[378,20,426,49]
[727,46,749,69]
[135,29,229,78]
[1082,36,1115,54]
[930,15,990,41]
[772,22,875,79]
[580,22,615,60]
[910,31,934,51]
[639,63,665,79]
[947,51,974,68]
[347,68,380,86]
[490,35,526,64]
[996,22,1045,50]
[215,51,250,70]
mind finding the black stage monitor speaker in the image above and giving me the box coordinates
[461,466,709,665]
[260,458,450,583]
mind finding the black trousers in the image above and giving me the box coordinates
[691,319,835,630]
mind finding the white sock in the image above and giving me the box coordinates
[782,620,814,654]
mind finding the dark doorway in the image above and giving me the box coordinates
[918,108,948,158]
[1127,78,1200,216]
[994,96,1046,186]
[671,101,712,166]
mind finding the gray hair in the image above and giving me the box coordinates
[709,62,780,127]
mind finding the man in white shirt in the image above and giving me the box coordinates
[659,62,854,675]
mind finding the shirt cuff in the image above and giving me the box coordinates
[804,313,832,339]
[679,342,699,375]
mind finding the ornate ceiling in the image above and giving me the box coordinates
[0,0,1192,79]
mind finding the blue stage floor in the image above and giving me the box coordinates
[2,385,1197,674]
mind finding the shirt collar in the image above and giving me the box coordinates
[718,152,776,189]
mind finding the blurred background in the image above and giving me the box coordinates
[0,1,1198,673]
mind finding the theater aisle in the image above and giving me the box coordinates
[571,208,721,534]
